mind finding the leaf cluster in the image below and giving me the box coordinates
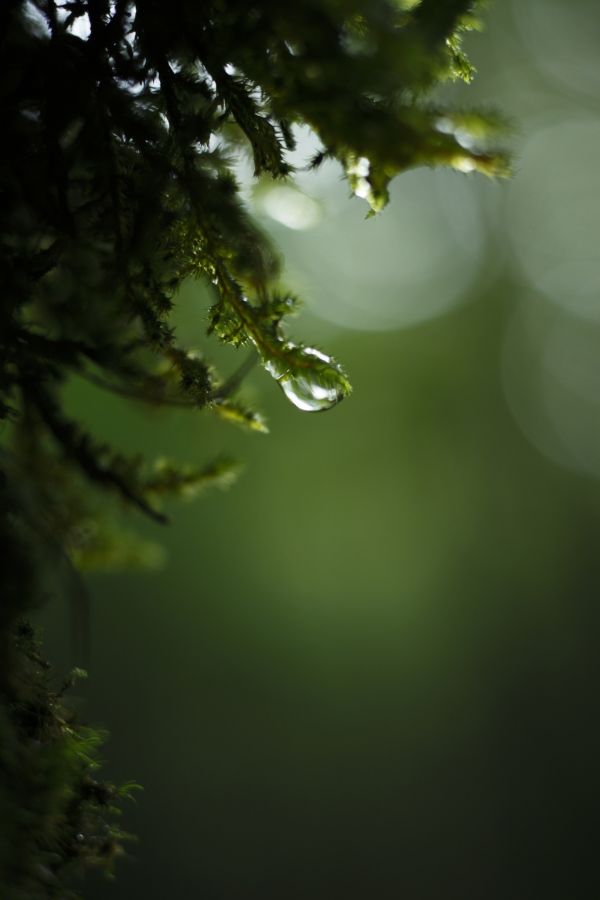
[0,0,507,541]
[0,2,507,893]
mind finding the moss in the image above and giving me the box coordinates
[0,0,507,893]
[0,621,137,899]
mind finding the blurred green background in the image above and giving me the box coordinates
[40,1,600,897]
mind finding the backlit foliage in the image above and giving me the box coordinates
[0,0,506,894]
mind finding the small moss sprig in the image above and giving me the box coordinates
[0,621,139,900]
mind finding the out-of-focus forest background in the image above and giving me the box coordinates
[38,1,600,897]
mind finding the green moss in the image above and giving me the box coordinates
[0,0,507,894]
[0,621,137,899]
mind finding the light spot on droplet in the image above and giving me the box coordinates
[353,177,371,199]
[347,156,370,177]
[67,13,91,40]
[435,117,454,134]
[454,129,477,151]
[452,156,477,173]
[303,347,330,364]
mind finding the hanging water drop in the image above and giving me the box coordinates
[262,346,350,412]
[277,372,344,412]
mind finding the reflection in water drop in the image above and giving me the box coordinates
[278,374,342,412]
[263,347,347,412]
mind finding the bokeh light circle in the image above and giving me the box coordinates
[506,117,600,325]
[274,166,487,332]
[502,297,600,480]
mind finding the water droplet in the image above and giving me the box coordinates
[278,374,344,412]
[353,177,371,200]
[452,155,477,174]
[347,155,371,177]
[263,346,349,412]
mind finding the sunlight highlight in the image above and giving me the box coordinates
[261,187,321,231]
